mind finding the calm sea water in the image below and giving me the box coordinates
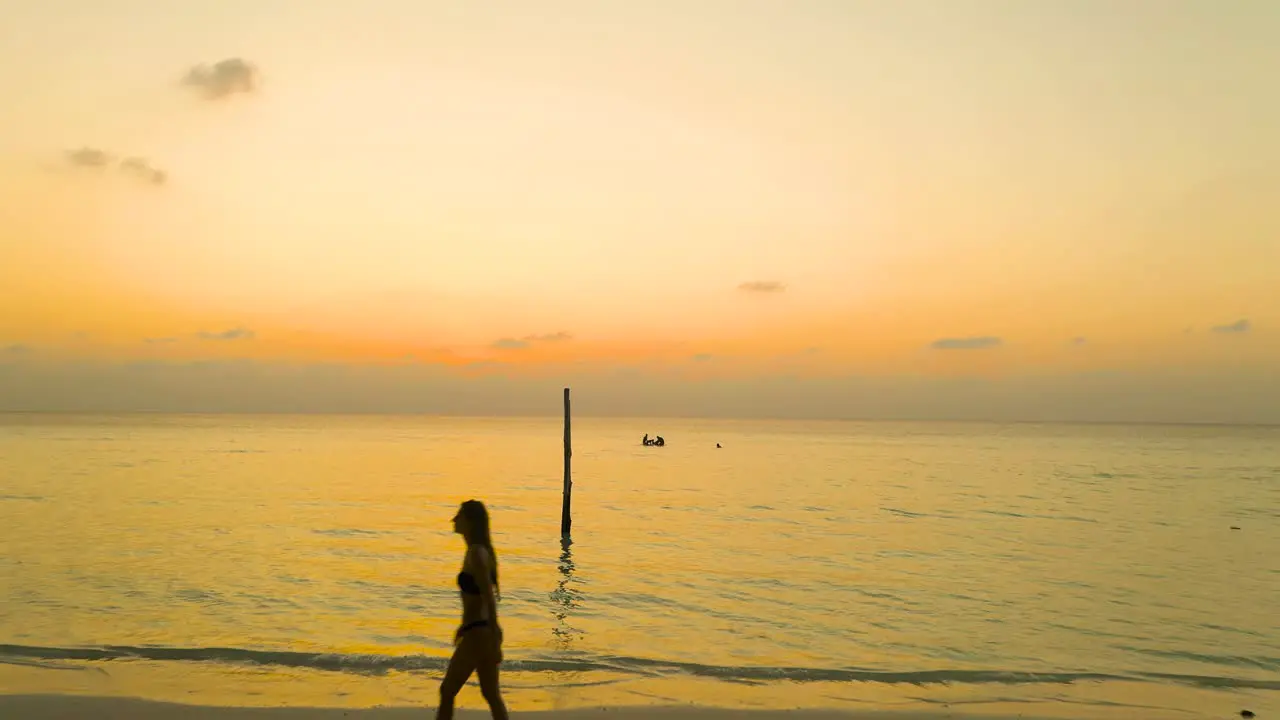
[1,414,1277,718]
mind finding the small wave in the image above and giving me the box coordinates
[172,588,227,606]
[1116,645,1280,672]
[1,644,1277,691]
[312,528,388,538]
[0,494,45,502]
[977,509,1098,524]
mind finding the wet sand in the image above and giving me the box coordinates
[0,695,1061,720]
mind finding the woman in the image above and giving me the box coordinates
[437,500,508,720]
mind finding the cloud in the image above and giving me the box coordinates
[492,332,572,349]
[1071,337,1087,346]
[691,353,714,362]
[66,148,168,185]
[930,336,1003,350]
[738,280,786,293]
[66,147,112,167]
[492,338,530,350]
[182,58,258,99]
[197,328,255,341]
[120,157,167,186]
[3,344,31,354]
[1211,319,1251,334]
[145,337,178,344]
[522,331,573,343]
[5,360,1280,424]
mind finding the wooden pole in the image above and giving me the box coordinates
[561,387,572,538]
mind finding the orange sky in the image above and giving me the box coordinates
[2,1,1278,419]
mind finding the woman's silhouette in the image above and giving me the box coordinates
[437,500,508,719]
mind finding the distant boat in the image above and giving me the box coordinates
[642,434,666,447]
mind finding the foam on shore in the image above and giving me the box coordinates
[0,694,1063,720]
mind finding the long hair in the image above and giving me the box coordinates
[459,499,499,596]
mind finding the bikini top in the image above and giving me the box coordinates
[456,568,497,595]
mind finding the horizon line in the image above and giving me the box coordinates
[0,409,1276,430]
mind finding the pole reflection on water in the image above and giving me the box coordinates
[549,537,581,651]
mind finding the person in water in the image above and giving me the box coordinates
[437,500,508,720]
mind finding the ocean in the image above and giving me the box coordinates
[1,414,1277,718]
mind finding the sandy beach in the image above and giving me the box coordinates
[0,695,1064,720]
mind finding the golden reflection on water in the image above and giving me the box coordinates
[1,414,1278,717]
[549,538,579,653]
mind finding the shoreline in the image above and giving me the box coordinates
[1,692,1265,720]
[0,694,1063,720]
[1,658,1271,720]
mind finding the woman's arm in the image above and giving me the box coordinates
[469,546,502,638]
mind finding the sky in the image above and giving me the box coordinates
[2,0,1278,421]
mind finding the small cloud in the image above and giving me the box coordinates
[802,346,822,355]
[931,336,1003,350]
[3,343,31,354]
[1211,319,1251,334]
[67,148,167,185]
[493,331,572,349]
[691,353,714,362]
[738,280,786,294]
[197,327,254,341]
[492,338,530,350]
[120,157,167,185]
[67,147,112,167]
[522,331,573,343]
[1071,336,1087,346]
[145,337,178,344]
[182,58,258,99]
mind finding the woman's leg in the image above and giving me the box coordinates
[475,631,508,720]
[435,639,478,720]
